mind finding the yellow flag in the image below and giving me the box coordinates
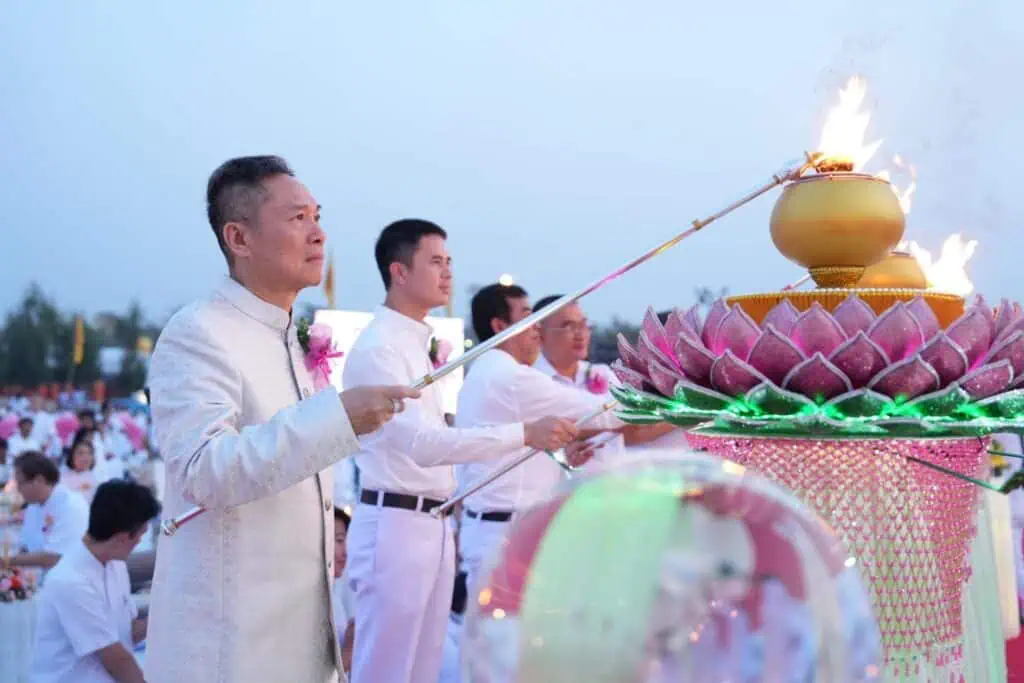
[72,316,85,365]
[323,253,335,309]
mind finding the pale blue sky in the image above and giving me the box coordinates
[1,1,1020,325]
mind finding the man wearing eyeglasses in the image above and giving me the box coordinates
[532,296,681,455]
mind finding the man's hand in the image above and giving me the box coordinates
[564,438,605,468]
[340,386,422,435]
[523,417,578,452]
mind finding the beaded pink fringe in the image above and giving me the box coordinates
[687,435,988,675]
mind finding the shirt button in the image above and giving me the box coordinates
[324,499,331,512]
[327,559,333,570]
[302,388,311,399]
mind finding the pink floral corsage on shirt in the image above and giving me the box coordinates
[584,364,611,394]
[429,337,452,370]
[298,319,344,391]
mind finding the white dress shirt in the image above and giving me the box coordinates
[532,354,627,458]
[30,540,138,683]
[456,350,623,512]
[342,306,526,500]
[8,433,41,457]
[18,484,90,557]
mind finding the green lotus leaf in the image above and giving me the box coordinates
[822,390,894,419]
[898,385,972,419]
[741,383,817,417]
[616,409,671,425]
[969,389,1024,421]
[610,385,678,412]
[875,418,946,437]
[673,381,732,412]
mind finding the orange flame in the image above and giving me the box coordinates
[900,234,978,297]
[817,77,883,172]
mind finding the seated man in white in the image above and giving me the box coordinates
[6,451,89,571]
[333,506,354,675]
[30,479,161,683]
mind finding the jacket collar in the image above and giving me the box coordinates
[216,276,292,331]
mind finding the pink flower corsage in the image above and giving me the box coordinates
[298,320,344,391]
[584,364,610,394]
[42,514,55,534]
[429,337,452,370]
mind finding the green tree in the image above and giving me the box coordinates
[0,284,100,387]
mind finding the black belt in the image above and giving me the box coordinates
[360,489,453,517]
[465,508,513,523]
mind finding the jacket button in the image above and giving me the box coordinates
[324,499,331,512]
[302,388,311,399]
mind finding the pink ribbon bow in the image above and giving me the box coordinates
[304,323,344,391]
[584,366,610,394]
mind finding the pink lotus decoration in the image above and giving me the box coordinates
[55,413,80,445]
[0,414,17,440]
[117,412,146,451]
[611,295,1024,436]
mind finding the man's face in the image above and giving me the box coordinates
[501,296,540,364]
[111,526,149,560]
[236,174,326,294]
[17,420,32,438]
[14,470,47,504]
[539,303,591,365]
[392,234,452,309]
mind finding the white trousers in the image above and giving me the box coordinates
[458,514,513,613]
[346,502,455,683]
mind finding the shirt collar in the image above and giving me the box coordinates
[534,353,586,385]
[373,305,434,347]
[216,276,292,331]
[70,539,107,578]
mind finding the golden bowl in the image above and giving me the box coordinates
[856,251,928,289]
[769,173,906,288]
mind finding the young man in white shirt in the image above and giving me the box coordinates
[30,479,161,683]
[342,219,580,683]
[532,296,685,452]
[9,416,42,457]
[7,452,89,571]
[455,284,627,596]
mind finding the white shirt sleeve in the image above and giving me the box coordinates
[50,578,120,657]
[515,365,624,430]
[344,343,525,466]
[148,315,361,509]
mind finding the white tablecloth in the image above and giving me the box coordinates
[0,600,36,683]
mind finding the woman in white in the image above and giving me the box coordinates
[60,439,98,503]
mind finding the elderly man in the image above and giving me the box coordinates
[144,156,419,683]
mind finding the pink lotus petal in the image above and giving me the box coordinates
[710,350,770,397]
[701,299,730,351]
[958,360,1013,400]
[646,359,687,397]
[617,334,647,374]
[1011,373,1024,391]
[996,316,1024,345]
[610,360,647,391]
[946,305,995,368]
[974,295,996,328]
[828,331,889,388]
[980,329,1024,378]
[683,304,703,340]
[833,296,877,337]
[761,300,801,336]
[781,352,853,401]
[867,302,926,362]
[746,325,806,385]
[790,303,848,357]
[711,306,760,358]
[919,334,970,387]
[995,298,1019,337]
[641,308,675,360]
[663,309,688,342]
[867,355,941,399]
[674,334,716,385]
[906,296,940,341]
[638,330,682,373]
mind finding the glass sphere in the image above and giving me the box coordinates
[461,451,882,682]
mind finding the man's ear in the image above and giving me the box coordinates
[490,317,509,336]
[222,221,252,262]
[389,262,408,288]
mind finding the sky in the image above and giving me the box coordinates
[1,1,1021,326]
